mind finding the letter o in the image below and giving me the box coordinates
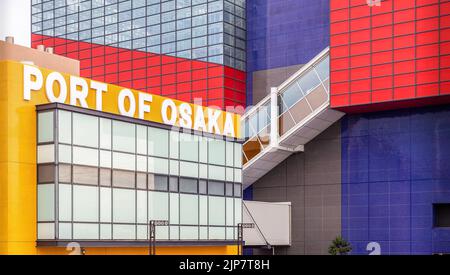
[118,89,136,117]
[45,72,67,103]
[161,99,177,125]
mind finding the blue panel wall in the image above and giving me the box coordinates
[341,105,450,255]
[246,0,330,104]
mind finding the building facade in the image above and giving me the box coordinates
[1,0,450,256]
[0,39,242,255]
[30,0,247,111]
[243,0,450,255]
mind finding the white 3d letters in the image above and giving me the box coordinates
[118,89,136,117]
[45,72,67,103]
[23,65,43,101]
[161,99,177,125]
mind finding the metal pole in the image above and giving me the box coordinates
[149,221,156,255]
[237,223,243,255]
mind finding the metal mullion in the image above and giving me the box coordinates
[110,119,113,240]
[98,114,101,240]
[70,111,74,240]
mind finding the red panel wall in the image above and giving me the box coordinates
[330,0,450,113]
[31,34,246,113]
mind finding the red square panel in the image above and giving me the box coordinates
[393,86,415,100]
[417,83,439,97]
[350,92,371,105]
[372,89,393,103]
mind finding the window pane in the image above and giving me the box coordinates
[113,120,136,153]
[113,224,135,240]
[38,164,54,183]
[113,152,135,171]
[180,133,198,161]
[100,118,112,149]
[149,191,168,220]
[199,180,207,194]
[208,139,225,165]
[209,196,225,225]
[170,193,179,224]
[73,113,98,148]
[38,184,54,221]
[100,168,111,186]
[208,165,225,181]
[73,146,98,166]
[73,165,98,185]
[179,161,198,178]
[234,143,242,168]
[137,173,147,189]
[137,190,147,223]
[225,141,233,167]
[234,198,242,225]
[226,183,233,196]
[136,125,147,155]
[59,184,71,222]
[148,127,168,157]
[100,224,112,239]
[180,178,197,194]
[113,188,136,223]
[234,184,241,197]
[100,150,112,168]
[199,195,207,225]
[234,169,242,183]
[199,137,208,163]
[209,227,225,239]
[208,181,224,196]
[180,194,198,225]
[149,174,168,191]
[73,223,98,239]
[73,185,99,222]
[59,144,72,163]
[170,131,179,159]
[137,155,147,172]
[37,223,55,239]
[59,223,72,239]
[38,111,54,143]
[170,160,179,176]
[180,226,198,240]
[112,170,135,188]
[59,164,71,183]
[226,197,234,226]
[169,177,178,192]
[58,110,71,143]
[148,157,169,174]
[100,187,111,222]
[37,144,55,164]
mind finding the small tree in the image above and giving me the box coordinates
[328,236,352,255]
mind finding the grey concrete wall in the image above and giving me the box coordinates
[251,121,342,255]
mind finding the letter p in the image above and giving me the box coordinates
[23,65,43,101]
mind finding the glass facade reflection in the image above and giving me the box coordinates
[36,105,242,241]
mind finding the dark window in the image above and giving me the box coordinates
[180,178,197,193]
[150,174,168,191]
[169,177,179,192]
[234,183,241,197]
[434,204,450,227]
[208,181,224,196]
[225,183,233,196]
[199,180,207,194]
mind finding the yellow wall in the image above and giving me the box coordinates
[0,60,238,255]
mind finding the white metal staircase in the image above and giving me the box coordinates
[242,47,344,188]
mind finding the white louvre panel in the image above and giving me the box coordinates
[242,201,291,246]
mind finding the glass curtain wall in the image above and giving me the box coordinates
[37,106,242,241]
